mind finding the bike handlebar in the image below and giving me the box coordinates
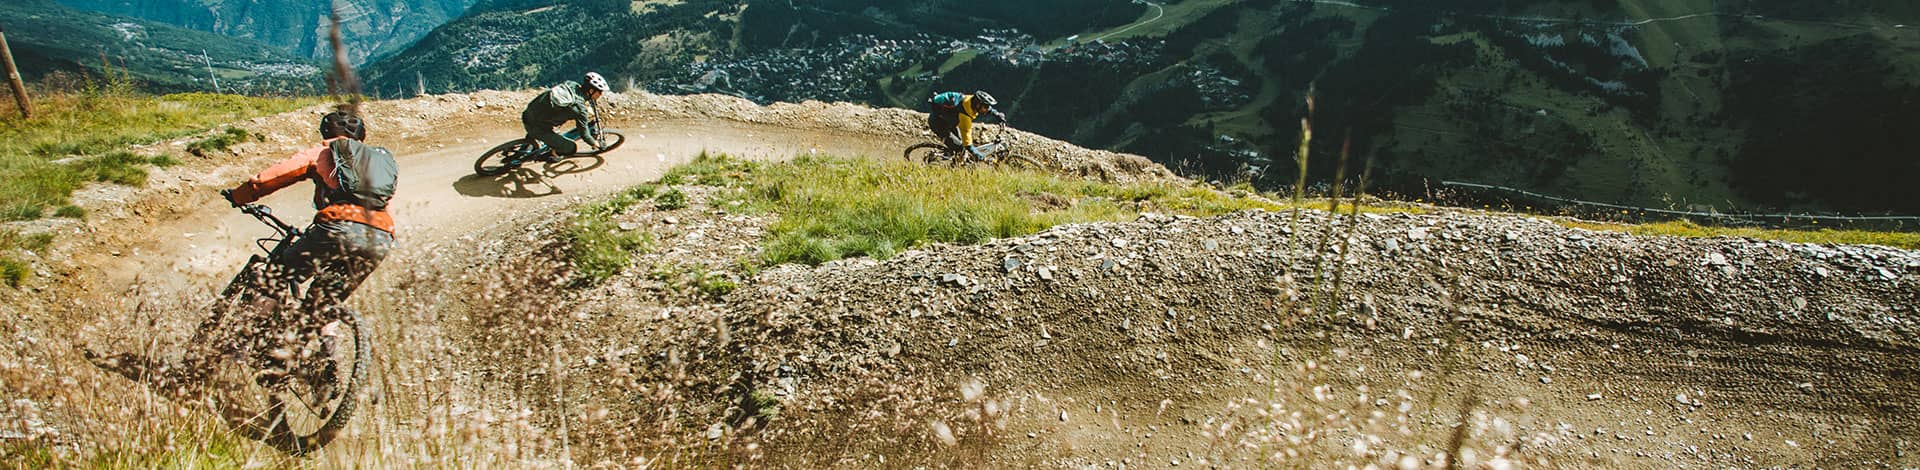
[222,189,300,238]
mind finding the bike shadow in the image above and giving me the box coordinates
[452,155,607,199]
[84,348,204,401]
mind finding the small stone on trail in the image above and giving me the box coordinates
[1037,267,1055,281]
[1003,257,1023,273]
[618,222,641,231]
[1587,393,1603,401]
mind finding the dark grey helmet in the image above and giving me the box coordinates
[319,110,365,140]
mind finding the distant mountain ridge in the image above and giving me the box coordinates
[3,0,318,93]
[52,0,478,65]
[368,0,1920,215]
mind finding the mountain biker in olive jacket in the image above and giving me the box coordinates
[520,72,609,161]
[222,110,395,313]
[927,90,1007,158]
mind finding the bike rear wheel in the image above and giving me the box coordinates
[214,307,370,456]
[572,131,626,157]
[474,139,537,176]
[903,143,947,165]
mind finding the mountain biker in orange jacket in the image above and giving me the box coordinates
[520,72,610,162]
[222,110,394,312]
[927,90,1007,159]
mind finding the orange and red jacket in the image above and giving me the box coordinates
[228,137,396,234]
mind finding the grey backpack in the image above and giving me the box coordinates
[326,139,398,210]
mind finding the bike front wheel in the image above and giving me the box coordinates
[573,131,626,157]
[474,139,537,176]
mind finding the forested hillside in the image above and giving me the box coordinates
[362,0,1920,214]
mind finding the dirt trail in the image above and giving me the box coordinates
[94,118,908,295]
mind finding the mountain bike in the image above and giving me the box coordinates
[903,124,1046,171]
[474,104,627,176]
[188,195,372,455]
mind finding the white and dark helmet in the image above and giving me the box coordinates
[584,72,610,93]
[971,90,997,107]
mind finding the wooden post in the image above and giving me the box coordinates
[0,24,33,119]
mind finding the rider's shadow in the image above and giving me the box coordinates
[452,156,607,199]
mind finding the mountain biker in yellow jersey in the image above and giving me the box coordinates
[221,110,396,313]
[520,72,610,162]
[927,90,1008,160]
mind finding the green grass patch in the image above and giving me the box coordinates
[663,153,1284,266]
[1558,219,1920,249]
[186,127,256,157]
[0,90,316,221]
[565,187,657,286]
[0,258,27,288]
[53,205,87,218]
[655,188,689,211]
[0,230,54,288]
[648,262,740,300]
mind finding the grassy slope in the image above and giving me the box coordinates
[0,89,316,288]
[644,153,1283,266]
[573,152,1915,279]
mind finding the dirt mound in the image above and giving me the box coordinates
[513,183,1918,467]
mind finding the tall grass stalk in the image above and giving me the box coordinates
[1328,152,1375,323]
[1307,133,1352,318]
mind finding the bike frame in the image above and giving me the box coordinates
[238,204,308,300]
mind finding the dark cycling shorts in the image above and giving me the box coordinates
[927,113,962,151]
[523,120,578,158]
[276,220,393,312]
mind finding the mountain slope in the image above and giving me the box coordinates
[51,0,477,65]
[361,0,1920,216]
[2,0,319,92]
